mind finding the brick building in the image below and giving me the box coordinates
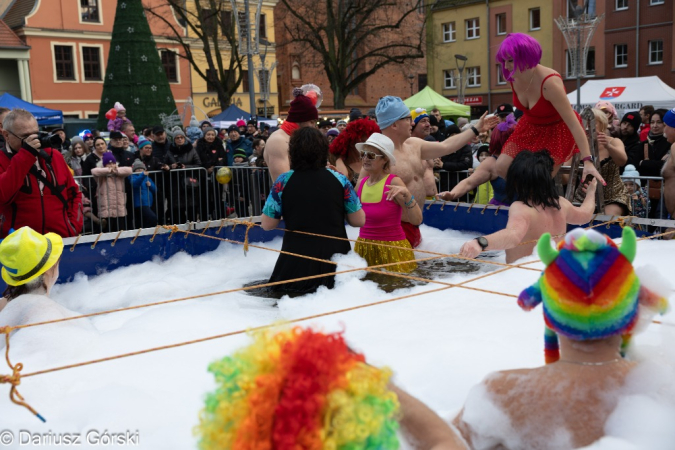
[603,0,674,85]
[274,1,428,119]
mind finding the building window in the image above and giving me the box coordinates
[220,11,233,36]
[496,64,507,85]
[242,69,250,92]
[616,0,628,10]
[614,44,628,68]
[496,14,506,35]
[465,18,479,40]
[161,50,178,82]
[54,45,75,81]
[80,0,100,23]
[87,113,98,119]
[82,46,101,81]
[201,8,217,36]
[467,67,481,87]
[418,73,427,91]
[442,22,456,42]
[291,61,301,80]
[565,47,596,78]
[568,0,596,17]
[206,68,219,92]
[650,0,664,4]
[259,13,267,40]
[649,40,663,64]
[443,70,456,89]
[529,8,541,30]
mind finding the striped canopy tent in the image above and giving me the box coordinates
[403,86,470,120]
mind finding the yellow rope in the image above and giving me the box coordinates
[0,327,44,422]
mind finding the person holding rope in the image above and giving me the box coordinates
[262,127,365,294]
[459,151,597,263]
[354,133,422,273]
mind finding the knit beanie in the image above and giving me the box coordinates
[349,108,363,122]
[326,128,340,137]
[114,102,126,112]
[233,148,248,160]
[518,227,668,364]
[138,138,151,150]
[411,108,429,128]
[190,115,199,127]
[132,159,146,172]
[621,111,642,131]
[622,164,641,187]
[236,119,246,128]
[173,129,186,139]
[70,137,85,151]
[102,152,117,166]
[286,88,319,123]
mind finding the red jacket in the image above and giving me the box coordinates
[0,145,83,238]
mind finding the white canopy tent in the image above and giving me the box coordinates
[567,76,675,117]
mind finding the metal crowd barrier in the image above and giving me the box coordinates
[74,166,272,235]
[619,174,665,220]
[434,169,474,203]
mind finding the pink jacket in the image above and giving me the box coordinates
[92,166,132,218]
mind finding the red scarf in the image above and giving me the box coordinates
[280,121,299,136]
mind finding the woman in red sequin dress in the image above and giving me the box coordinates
[494,33,605,186]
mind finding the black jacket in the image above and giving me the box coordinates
[152,139,173,164]
[440,144,473,172]
[621,133,642,172]
[109,145,135,167]
[638,133,671,177]
[196,138,227,169]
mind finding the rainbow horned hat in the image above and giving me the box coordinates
[196,326,400,450]
[518,227,668,363]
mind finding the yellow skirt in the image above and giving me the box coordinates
[354,237,417,273]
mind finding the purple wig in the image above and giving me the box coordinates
[496,33,542,81]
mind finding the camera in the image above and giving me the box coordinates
[37,131,62,149]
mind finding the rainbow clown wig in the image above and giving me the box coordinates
[195,327,400,450]
[518,227,668,364]
[496,32,542,82]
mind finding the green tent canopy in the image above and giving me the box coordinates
[403,86,470,119]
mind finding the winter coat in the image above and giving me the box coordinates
[152,140,175,165]
[170,142,202,167]
[196,138,227,169]
[109,145,136,167]
[621,133,643,172]
[186,126,203,144]
[225,137,252,165]
[66,153,87,176]
[638,133,671,177]
[92,166,132,218]
[0,145,83,238]
[107,117,132,132]
[131,173,156,207]
[440,144,473,172]
[81,152,103,176]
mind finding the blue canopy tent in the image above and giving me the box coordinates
[209,104,251,123]
[210,103,277,128]
[0,93,64,125]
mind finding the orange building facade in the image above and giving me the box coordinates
[1,0,191,120]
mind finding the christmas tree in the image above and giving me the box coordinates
[97,0,177,130]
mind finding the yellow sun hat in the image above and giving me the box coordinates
[0,227,64,286]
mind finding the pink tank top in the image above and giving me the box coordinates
[357,174,406,242]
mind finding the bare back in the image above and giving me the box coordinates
[264,129,291,181]
[503,197,591,263]
[456,362,635,450]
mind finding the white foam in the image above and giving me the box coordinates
[0,226,671,449]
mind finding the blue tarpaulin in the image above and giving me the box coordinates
[0,93,64,125]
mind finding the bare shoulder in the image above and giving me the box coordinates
[389,175,405,186]
[266,130,287,150]
[483,368,538,397]
[403,137,424,156]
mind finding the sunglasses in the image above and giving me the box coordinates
[360,150,385,160]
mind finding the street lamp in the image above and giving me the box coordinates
[454,54,468,104]
[408,74,415,96]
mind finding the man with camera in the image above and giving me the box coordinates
[0,108,83,238]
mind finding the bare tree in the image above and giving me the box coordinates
[145,0,245,111]
[277,0,426,109]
